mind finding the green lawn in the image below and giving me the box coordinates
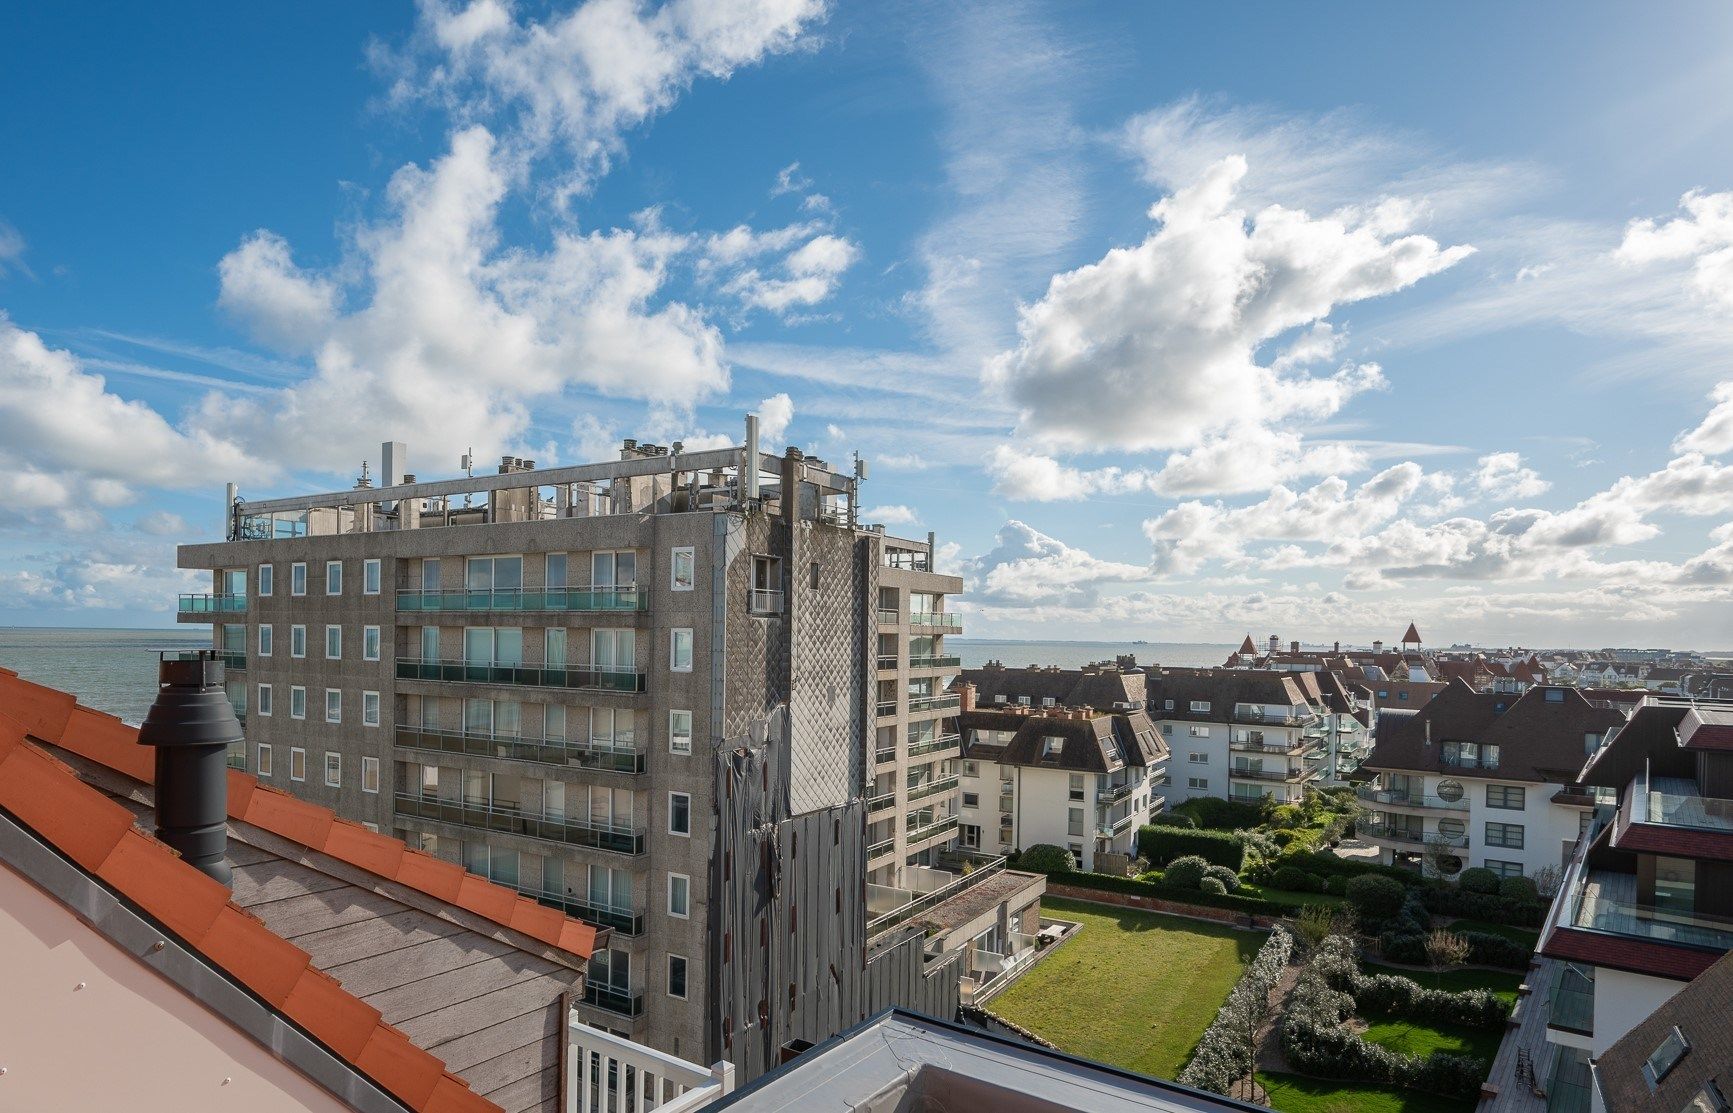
[1443,919,1541,950]
[1359,1016,1504,1063]
[1237,881,1347,909]
[989,896,1262,1079]
[1260,1072,1474,1113]
[1362,963,1523,1007]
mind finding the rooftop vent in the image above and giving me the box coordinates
[138,652,241,886]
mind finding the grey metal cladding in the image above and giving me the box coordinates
[786,524,864,814]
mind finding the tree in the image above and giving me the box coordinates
[1423,833,1462,881]
[1293,904,1358,952]
[1219,963,1273,1101]
[1532,864,1564,900]
[1424,929,1471,989]
[1345,874,1405,921]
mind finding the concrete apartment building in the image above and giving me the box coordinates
[175,424,1041,1084]
[1357,680,1628,879]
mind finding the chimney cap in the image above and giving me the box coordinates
[139,653,243,750]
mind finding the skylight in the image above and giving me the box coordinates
[1644,1026,1690,1089]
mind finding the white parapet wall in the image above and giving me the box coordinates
[568,1015,735,1112]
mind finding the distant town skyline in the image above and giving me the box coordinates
[2,2,1733,646]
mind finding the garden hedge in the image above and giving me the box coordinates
[1346,874,1406,921]
[1172,796,1264,831]
[1420,886,1545,927]
[1136,825,1246,870]
[1031,866,1290,917]
[1177,927,1295,1096]
[1019,843,1076,873]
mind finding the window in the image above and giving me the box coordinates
[546,552,567,588]
[1485,821,1525,849]
[1486,785,1526,810]
[671,546,696,590]
[258,563,273,596]
[362,691,380,727]
[361,756,380,794]
[1436,778,1464,802]
[1483,859,1524,877]
[289,747,306,782]
[325,560,342,595]
[290,624,306,658]
[291,562,306,596]
[258,624,273,657]
[670,628,694,672]
[963,760,979,776]
[962,791,980,808]
[1188,777,1208,791]
[1644,1027,1691,1088]
[325,625,342,660]
[667,873,691,918]
[1163,699,1174,711]
[324,752,341,788]
[1161,724,1172,735]
[363,558,381,595]
[1067,807,1084,837]
[1188,752,1208,764]
[289,686,306,720]
[1068,773,1085,801]
[669,709,693,755]
[257,684,273,717]
[1397,691,1409,700]
[361,625,380,661]
[669,792,691,836]
[325,689,342,723]
[1189,700,1211,712]
[1040,736,1064,761]
[667,954,688,999]
[256,744,272,776]
[1190,725,1209,737]
[1545,688,1565,702]
[961,823,981,849]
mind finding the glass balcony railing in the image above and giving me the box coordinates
[393,793,644,855]
[868,790,897,813]
[876,654,898,669]
[746,588,784,615]
[178,593,247,614]
[907,655,962,669]
[867,837,896,859]
[396,587,648,613]
[516,885,643,935]
[1096,781,1136,806]
[908,775,959,803]
[905,815,959,845]
[908,694,961,714]
[876,608,901,625]
[395,658,645,693]
[907,733,960,759]
[873,746,898,765]
[1569,869,1733,952]
[876,700,899,717]
[583,983,644,1017]
[1230,736,1315,755]
[1229,765,1316,783]
[1359,820,1467,848]
[394,725,645,773]
[908,611,963,630]
[1639,771,1733,832]
[1355,784,1470,812]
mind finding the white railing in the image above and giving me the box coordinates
[569,1017,733,1112]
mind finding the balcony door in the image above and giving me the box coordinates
[592,629,634,676]
[464,627,524,668]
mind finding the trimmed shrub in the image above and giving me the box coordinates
[1462,930,1531,970]
[1178,927,1294,1096]
[1173,796,1264,831]
[1146,813,1197,829]
[1457,867,1501,895]
[1200,876,1228,895]
[1034,868,1289,917]
[1165,855,1211,889]
[1203,864,1241,892]
[1421,886,1545,927]
[1137,825,1246,870]
[1019,844,1076,873]
[1312,936,1509,1029]
[1346,874,1406,921]
[1272,865,1313,892]
[1499,875,1540,903]
[1272,849,1425,887]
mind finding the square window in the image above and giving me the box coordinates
[258,563,274,596]
[362,691,380,727]
[668,954,688,999]
[291,625,306,658]
[671,547,695,591]
[363,625,381,661]
[325,560,342,595]
[1188,777,1208,790]
[670,628,693,672]
[667,873,691,918]
[289,747,306,782]
[257,744,272,777]
[325,625,342,660]
[257,683,273,717]
[361,756,380,794]
[324,752,341,788]
[669,791,691,836]
[325,689,342,723]
[669,709,693,755]
[289,686,306,720]
[363,558,381,595]
[258,624,273,657]
[290,562,306,596]
[962,791,980,807]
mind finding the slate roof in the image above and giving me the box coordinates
[958,707,1165,774]
[0,667,598,1113]
[1592,948,1733,1111]
[961,664,1147,711]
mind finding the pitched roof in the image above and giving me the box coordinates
[0,667,602,1113]
[1592,948,1733,1111]
[1361,680,1627,784]
[958,707,1164,773]
[1401,623,1421,644]
[1237,635,1257,655]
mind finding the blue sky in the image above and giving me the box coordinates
[3,1,1733,648]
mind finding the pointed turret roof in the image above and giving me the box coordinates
[1238,634,1257,655]
[1401,622,1422,645]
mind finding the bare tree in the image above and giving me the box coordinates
[1532,864,1564,900]
[1424,929,1471,988]
[1422,833,1460,881]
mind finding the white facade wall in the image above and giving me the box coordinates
[1367,769,1591,877]
[957,760,1157,870]
[1588,967,1684,1056]
[1158,719,1231,806]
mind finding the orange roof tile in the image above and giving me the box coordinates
[355,1025,446,1110]
[283,965,383,1062]
[0,667,597,961]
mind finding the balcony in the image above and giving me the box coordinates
[867,855,1006,937]
[873,746,898,766]
[1567,868,1733,952]
[395,587,647,614]
[908,611,962,631]
[908,733,961,759]
[518,885,643,936]
[1638,772,1733,832]
[178,593,247,615]
[876,700,899,717]
[908,654,962,670]
[876,654,898,670]
[962,932,1039,1005]
[867,790,897,814]
[867,837,896,860]
[1230,736,1314,756]
[1232,704,1316,726]
[1229,765,1316,783]
[1096,781,1136,807]
[1095,812,1137,839]
[905,815,958,846]
[746,588,784,615]
[395,658,645,694]
[876,608,900,625]
[394,724,645,773]
[583,983,644,1018]
[1355,784,1470,813]
[393,793,645,855]
[217,652,246,672]
[1359,819,1467,849]
[908,694,961,714]
[908,775,959,803]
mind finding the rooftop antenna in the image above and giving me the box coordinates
[461,449,474,508]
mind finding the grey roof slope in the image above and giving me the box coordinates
[959,707,1165,774]
[1362,680,1626,784]
[1593,948,1733,1112]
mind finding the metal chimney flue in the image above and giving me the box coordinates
[138,652,239,886]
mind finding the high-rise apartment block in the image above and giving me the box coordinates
[176,423,1041,1082]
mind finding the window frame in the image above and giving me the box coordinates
[670,628,694,673]
[258,563,273,597]
[361,756,380,794]
[289,686,307,721]
[325,560,343,596]
[667,872,691,919]
[325,624,342,660]
[290,562,306,596]
[289,746,306,782]
[362,690,380,727]
[325,688,342,724]
[363,558,381,595]
[257,683,273,717]
[669,791,691,837]
[1486,784,1526,811]
[1484,820,1526,849]
[363,624,381,662]
[290,624,307,659]
[258,623,273,657]
[668,709,693,755]
[667,954,688,1000]
[324,751,341,788]
[670,546,696,591]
